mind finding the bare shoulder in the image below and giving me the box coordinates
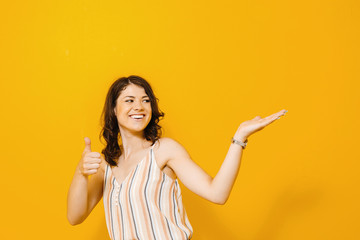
[157,137,180,147]
[155,137,190,159]
[152,137,191,179]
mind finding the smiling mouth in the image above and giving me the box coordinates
[129,114,145,119]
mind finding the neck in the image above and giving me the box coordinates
[118,128,151,160]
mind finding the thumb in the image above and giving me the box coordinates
[83,137,92,153]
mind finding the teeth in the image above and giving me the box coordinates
[130,115,144,119]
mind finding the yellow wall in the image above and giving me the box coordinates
[1,0,359,239]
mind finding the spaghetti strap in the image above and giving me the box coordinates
[151,139,159,149]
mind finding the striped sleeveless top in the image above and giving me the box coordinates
[103,144,193,240]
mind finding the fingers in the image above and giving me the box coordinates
[81,155,102,175]
[256,109,287,128]
[83,149,101,164]
[83,162,100,170]
[83,153,102,165]
[86,152,101,158]
[83,137,92,153]
[275,109,288,119]
[86,156,102,163]
[81,137,102,176]
[264,109,288,120]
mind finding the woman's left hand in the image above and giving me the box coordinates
[234,109,288,140]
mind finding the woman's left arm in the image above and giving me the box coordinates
[166,109,287,204]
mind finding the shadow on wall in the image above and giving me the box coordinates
[253,185,323,240]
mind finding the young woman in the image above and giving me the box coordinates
[67,75,287,240]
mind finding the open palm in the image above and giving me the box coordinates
[237,109,288,138]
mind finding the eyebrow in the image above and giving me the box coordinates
[123,96,149,98]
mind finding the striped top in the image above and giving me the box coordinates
[103,144,193,240]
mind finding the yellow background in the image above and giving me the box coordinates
[1,0,359,239]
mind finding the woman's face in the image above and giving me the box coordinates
[114,84,152,134]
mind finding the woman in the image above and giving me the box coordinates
[67,75,288,240]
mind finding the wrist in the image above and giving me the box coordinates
[234,128,249,142]
[75,164,88,178]
[233,134,248,143]
[231,137,248,149]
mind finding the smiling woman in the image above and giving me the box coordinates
[100,76,164,166]
[66,75,288,240]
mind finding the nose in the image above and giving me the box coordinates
[133,99,144,111]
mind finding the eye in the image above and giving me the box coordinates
[143,99,150,103]
[125,99,134,103]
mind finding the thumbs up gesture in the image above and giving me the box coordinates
[79,137,102,176]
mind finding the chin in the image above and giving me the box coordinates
[122,124,150,135]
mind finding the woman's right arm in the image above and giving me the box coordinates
[67,137,105,225]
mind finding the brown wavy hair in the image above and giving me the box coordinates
[99,75,164,166]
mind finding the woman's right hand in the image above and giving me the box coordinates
[79,137,102,176]
[68,137,105,225]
